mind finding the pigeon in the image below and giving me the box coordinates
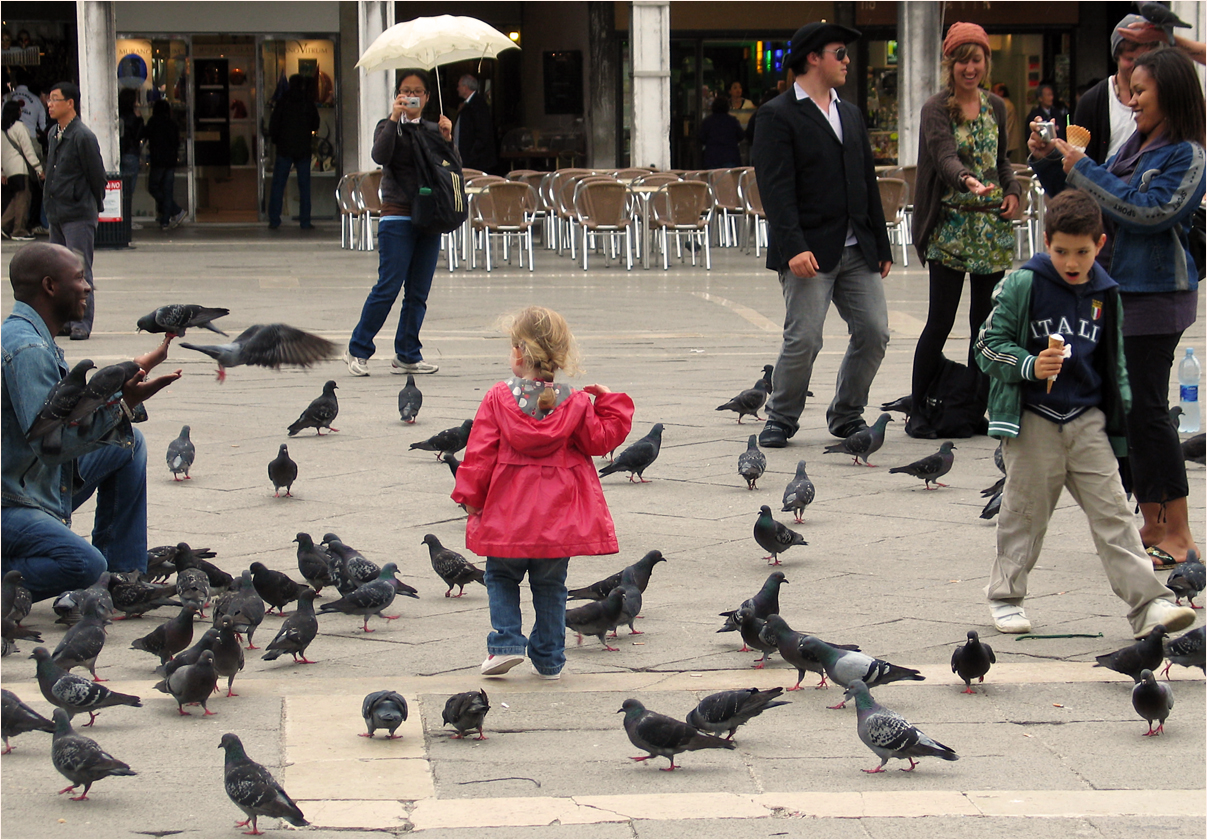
[63,362,142,431]
[889,441,957,489]
[950,630,995,694]
[130,604,198,666]
[107,573,180,619]
[422,534,485,597]
[212,570,266,649]
[294,533,334,593]
[618,698,736,770]
[442,689,490,739]
[210,615,246,697]
[879,395,912,415]
[322,534,381,592]
[757,364,775,394]
[160,627,219,680]
[2,570,33,625]
[1166,550,1205,608]
[439,451,460,478]
[738,434,767,490]
[220,732,309,834]
[153,649,219,715]
[823,413,892,467]
[612,566,644,637]
[980,461,1005,520]
[599,423,663,483]
[1132,668,1174,736]
[754,505,807,565]
[686,687,789,740]
[318,563,402,632]
[262,589,319,665]
[781,460,815,523]
[179,322,336,382]
[51,574,113,627]
[410,419,473,458]
[1137,1,1193,41]
[287,379,339,436]
[2,614,42,658]
[798,635,925,707]
[717,570,788,640]
[268,443,297,497]
[980,491,1002,520]
[1182,433,1206,465]
[1094,624,1168,682]
[31,647,141,726]
[249,562,309,616]
[172,543,234,592]
[398,374,422,423]
[729,608,778,667]
[2,689,55,754]
[177,568,211,617]
[136,304,230,337]
[1162,626,1205,677]
[565,587,626,650]
[52,595,111,681]
[758,614,863,690]
[166,424,195,480]
[361,690,408,739]
[716,379,770,423]
[568,550,666,601]
[23,359,95,454]
[50,709,136,799]
[845,680,959,773]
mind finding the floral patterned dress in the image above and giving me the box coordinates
[925,91,1015,274]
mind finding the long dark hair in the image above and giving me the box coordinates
[1133,48,1206,145]
[2,99,22,131]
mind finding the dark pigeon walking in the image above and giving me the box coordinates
[758,614,862,690]
[1094,625,1168,682]
[50,709,136,799]
[781,460,815,523]
[287,380,339,436]
[52,595,110,681]
[179,322,336,382]
[439,451,460,478]
[31,647,141,726]
[618,698,735,771]
[753,505,806,565]
[130,605,199,666]
[566,588,625,650]
[1132,668,1174,736]
[361,690,408,739]
[322,534,381,593]
[213,570,266,649]
[889,441,957,489]
[136,304,229,337]
[1182,433,1206,465]
[950,630,995,694]
[153,649,219,715]
[2,689,55,754]
[798,635,924,707]
[177,568,211,617]
[823,413,892,467]
[160,627,219,681]
[398,374,423,424]
[1166,550,1204,608]
[612,566,644,636]
[211,615,246,697]
[52,575,113,627]
[1162,626,1205,677]
[23,359,95,455]
[599,423,663,483]
[262,589,319,665]
[294,533,334,593]
[717,570,788,640]
[409,419,473,458]
[442,689,490,739]
[220,732,309,834]
[268,444,297,497]
[422,535,485,597]
[716,379,770,424]
[732,607,778,668]
[166,424,196,480]
[686,687,789,740]
[756,364,775,394]
[568,550,666,601]
[738,434,767,490]
[107,573,180,619]
[3,570,33,626]
[173,543,234,592]
[845,680,958,773]
[249,563,309,616]
[318,563,403,632]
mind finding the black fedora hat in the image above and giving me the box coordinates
[786,21,861,70]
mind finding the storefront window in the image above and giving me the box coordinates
[865,40,898,165]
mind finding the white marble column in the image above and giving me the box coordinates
[630,0,670,170]
[358,0,394,172]
[77,0,118,171]
[896,1,943,168]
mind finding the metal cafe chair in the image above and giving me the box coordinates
[649,180,715,270]
[572,179,637,270]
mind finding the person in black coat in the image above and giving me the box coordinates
[1024,84,1068,141]
[142,99,185,229]
[454,75,496,172]
[751,22,892,449]
[698,96,744,169]
[267,74,320,229]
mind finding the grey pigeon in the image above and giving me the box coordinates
[2,689,55,754]
[136,304,229,337]
[63,362,142,432]
[757,364,775,394]
[268,443,298,497]
[1162,626,1205,677]
[318,563,402,632]
[322,534,381,592]
[732,607,778,668]
[409,419,473,458]
[179,322,336,382]
[50,708,136,799]
[889,441,957,489]
[130,604,198,666]
[294,533,334,593]
[717,570,788,639]
[249,562,309,616]
[422,534,485,597]
[618,698,736,771]
[1166,549,1205,608]
[23,359,95,455]
[781,460,815,522]
[2,612,42,653]
[568,550,666,601]
[612,566,643,637]
[3,570,33,625]
[106,573,180,619]
[1182,433,1205,465]
[361,690,408,738]
[398,374,423,424]
[738,434,767,490]
[1132,668,1174,736]
[176,567,211,617]
[716,379,770,423]
[439,451,460,478]
[31,647,141,726]
[823,413,892,467]
[845,680,958,773]
[172,543,234,591]
[160,627,219,681]
[754,505,806,565]
[52,574,113,627]
[950,630,995,694]
[220,732,309,833]
[153,649,219,715]
[1094,624,1168,682]
[566,587,625,650]
[212,570,266,649]
[287,379,339,436]
[210,614,246,697]
[262,589,319,665]
[166,425,195,480]
[52,595,110,681]
[759,614,863,690]
[599,423,663,483]
[798,635,925,707]
[442,689,490,739]
[980,491,1002,520]
[687,687,789,740]
[1137,1,1192,42]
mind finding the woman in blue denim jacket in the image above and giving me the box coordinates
[1028,47,1205,568]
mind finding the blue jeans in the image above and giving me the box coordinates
[484,556,569,676]
[1,429,148,602]
[348,218,440,362]
[147,166,181,225]
[268,154,311,227]
[765,246,889,436]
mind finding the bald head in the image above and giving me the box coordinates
[9,242,81,303]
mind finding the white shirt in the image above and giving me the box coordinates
[1106,74,1136,160]
[5,85,46,138]
[794,80,857,247]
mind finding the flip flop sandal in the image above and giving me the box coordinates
[1146,546,1181,569]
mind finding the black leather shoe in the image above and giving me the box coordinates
[69,327,90,341]
[759,422,790,448]
[831,419,868,439]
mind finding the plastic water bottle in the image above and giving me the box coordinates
[1179,347,1201,433]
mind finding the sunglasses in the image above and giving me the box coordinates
[820,47,849,61]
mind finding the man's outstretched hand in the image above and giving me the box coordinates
[125,336,181,408]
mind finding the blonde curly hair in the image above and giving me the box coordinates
[504,306,582,410]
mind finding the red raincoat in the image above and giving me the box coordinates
[451,382,634,558]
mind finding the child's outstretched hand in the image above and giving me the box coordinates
[583,384,612,396]
[1034,347,1066,381]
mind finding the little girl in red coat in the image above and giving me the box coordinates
[452,307,634,679]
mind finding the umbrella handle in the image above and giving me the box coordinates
[435,65,443,115]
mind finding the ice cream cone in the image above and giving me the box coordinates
[1047,334,1065,393]
[1066,124,1090,153]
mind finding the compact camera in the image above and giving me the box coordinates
[1036,120,1057,143]
[402,96,422,110]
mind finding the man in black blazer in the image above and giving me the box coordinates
[454,75,497,172]
[752,22,892,448]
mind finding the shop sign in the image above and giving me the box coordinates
[100,180,123,222]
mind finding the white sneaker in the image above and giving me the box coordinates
[168,209,186,229]
[392,356,439,375]
[344,349,370,377]
[1133,598,1195,639]
[480,654,525,676]
[532,664,562,680]
[990,600,1032,634]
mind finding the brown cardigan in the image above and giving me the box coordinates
[912,91,1021,266]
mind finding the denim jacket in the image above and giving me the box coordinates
[2,302,130,522]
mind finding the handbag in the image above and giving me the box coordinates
[901,357,989,439]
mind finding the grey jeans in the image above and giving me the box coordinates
[765,245,889,436]
[50,218,97,331]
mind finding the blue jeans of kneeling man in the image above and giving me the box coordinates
[484,556,569,676]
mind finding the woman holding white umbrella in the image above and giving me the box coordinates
[345,69,455,377]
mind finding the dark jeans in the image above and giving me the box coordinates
[147,166,181,225]
[268,154,311,227]
[1123,332,1189,503]
[348,218,441,362]
[911,262,1002,403]
[49,218,97,332]
[484,556,569,676]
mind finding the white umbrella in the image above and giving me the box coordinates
[356,15,519,111]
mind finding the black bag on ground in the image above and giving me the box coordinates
[902,357,989,439]
[402,122,467,236]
